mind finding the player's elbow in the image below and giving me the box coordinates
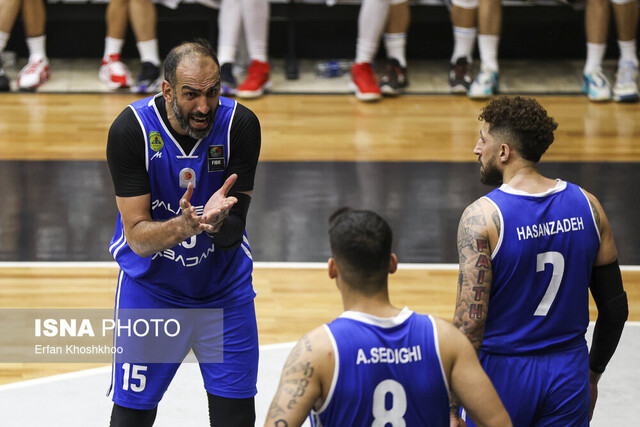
[461,319,486,339]
[599,292,629,326]
[465,401,512,427]
[475,414,513,427]
[127,241,154,258]
[487,412,513,427]
[123,228,155,258]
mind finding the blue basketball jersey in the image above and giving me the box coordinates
[482,180,600,354]
[108,95,255,307]
[310,309,450,427]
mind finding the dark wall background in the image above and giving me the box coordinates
[4,3,629,61]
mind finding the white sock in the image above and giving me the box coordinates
[104,37,125,60]
[584,42,607,74]
[618,39,639,68]
[0,31,9,53]
[478,34,499,72]
[242,0,269,63]
[136,39,160,66]
[26,35,47,62]
[355,0,391,64]
[217,0,242,65]
[383,32,407,67]
[451,26,477,64]
[217,47,237,67]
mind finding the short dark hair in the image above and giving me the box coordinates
[163,38,220,88]
[328,207,393,294]
[479,96,558,162]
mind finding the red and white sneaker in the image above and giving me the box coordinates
[237,60,271,98]
[99,54,132,90]
[17,57,50,91]
[350,62,381,102]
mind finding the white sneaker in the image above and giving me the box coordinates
[468,68,499,99]
[99,54,132,90]
[17,57,50,91]
[613,61,639,103]
[582,70,611,102]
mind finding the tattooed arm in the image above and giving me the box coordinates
[264,326,334,427]
[450,198,498,425]
[453,198,496,352]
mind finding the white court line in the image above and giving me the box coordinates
[0,341,298,392]
[0,261,639,271]
[0,366,112,391]
[1,263,637,387]
[2,323,640,392]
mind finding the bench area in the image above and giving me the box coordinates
[5,0,608,70]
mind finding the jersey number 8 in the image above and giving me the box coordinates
[372,379,407,426]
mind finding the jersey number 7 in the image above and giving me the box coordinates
[534,251,565,317]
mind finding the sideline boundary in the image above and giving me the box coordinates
[1,261,639,271]
[3,324,640,391]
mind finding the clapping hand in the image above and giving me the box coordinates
[201,173,238,233]
[178,174,238,236]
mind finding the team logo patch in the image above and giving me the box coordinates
[208,145,225,172]
[149,131,164,152]
[179,168,196,188]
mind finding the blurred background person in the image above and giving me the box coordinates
[582,0,639,102]
[99,0,162,93]
[0,0,49,91]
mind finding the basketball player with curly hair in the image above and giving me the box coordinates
[450,96,628,426]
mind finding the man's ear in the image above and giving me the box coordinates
[499,143,511,163]
[389,253,398,274]
[328,257,338,279]
[162,80,173,103]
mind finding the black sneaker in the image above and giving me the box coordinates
[133,62,161,94]
[220,63,237,96]
[449,57,472,94]
[379,58,408,96]
[0,57,10,92]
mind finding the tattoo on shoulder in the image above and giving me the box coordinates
[458,203,488,252]
[273,335,317,415]
[589,199,601,228]
[284,340,303,369]
[491,210,501,236]
[282,362,314,410]
[465,201,488,229]
[302,334,312,352]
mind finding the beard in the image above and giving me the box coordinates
[480,156,503,187]
[172,98,214,139]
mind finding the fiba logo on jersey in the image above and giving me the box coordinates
[179,168,196,188]
[208,145,225,172]
[209,146,223,158]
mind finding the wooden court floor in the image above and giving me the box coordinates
[0,93,638,386]
[1,93,639,161]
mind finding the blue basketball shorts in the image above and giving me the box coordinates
[109,270,259,410]
[463,346,589,427]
